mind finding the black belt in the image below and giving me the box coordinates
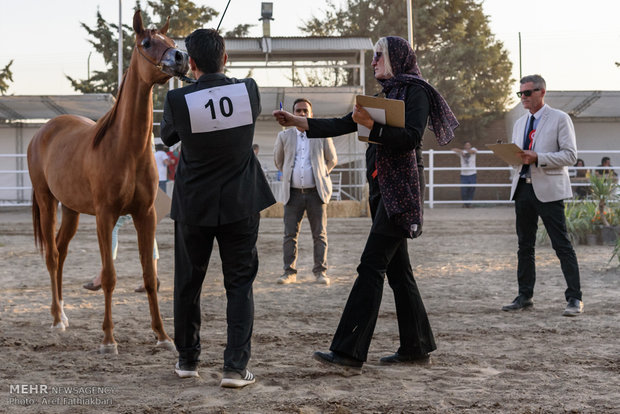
[291,187,317,193]
[519,177,532,184]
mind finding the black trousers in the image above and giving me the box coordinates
[330,232,436,362]
[514,181,582,301]
[173,214,259,373]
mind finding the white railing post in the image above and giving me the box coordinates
[428,149,434,208]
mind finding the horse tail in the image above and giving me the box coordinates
[31,191,45,255]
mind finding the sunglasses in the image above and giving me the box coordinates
[372,51,383,62]
[516,88,541,98]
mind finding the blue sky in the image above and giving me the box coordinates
[2,0,620,95]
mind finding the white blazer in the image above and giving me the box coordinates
[510,104,577,202]
[274,127,338,204]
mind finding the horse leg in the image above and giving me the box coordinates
[54,206,80,328]
[34,191,64,330]
[96,213,119,354]
[132,209,174,351]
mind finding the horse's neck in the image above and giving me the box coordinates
[113,64,155,154]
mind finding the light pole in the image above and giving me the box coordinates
[407,0,413,45]
[118,0,123,90]
[87,52,92,80]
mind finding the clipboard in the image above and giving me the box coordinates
[355,95,405,143]
[154,187,172,223]
[486,143,524,166]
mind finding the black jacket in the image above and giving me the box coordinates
[161,73,275,226]
[307,84,429,237]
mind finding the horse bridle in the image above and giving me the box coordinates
[136,40,197,83]
[136,41,174,71]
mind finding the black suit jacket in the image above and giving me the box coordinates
[307,84,429,237]
[161,73,275,226]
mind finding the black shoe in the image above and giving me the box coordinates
[379,352,431,365]
[502,296,533,311]
[313,351,362,375]
[563,297,584,317]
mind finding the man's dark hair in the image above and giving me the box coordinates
[185,29,225,74]
[602,156,611,164]
[292,98,312,111]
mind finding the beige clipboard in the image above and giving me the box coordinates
[486,143,524,166]
[355,95,405,143]
[154,187,172,223]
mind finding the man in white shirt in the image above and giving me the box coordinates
[154,144,170,192]
[274,98,338,285]
[452,141,477,207]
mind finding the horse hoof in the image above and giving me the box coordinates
[99,343,118,354]
[51,321,66,331]
[156,339,176,352]
[61,316,69,328]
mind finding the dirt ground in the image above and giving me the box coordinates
[0,206,618,413]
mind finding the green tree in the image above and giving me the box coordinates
[0,60,14,95]
[225,24,255,38]
[67,0,218,98]
[301,0,514,136]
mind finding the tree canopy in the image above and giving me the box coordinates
[0,60,14,95]
[301,0,514,135]
[67,0,219,98]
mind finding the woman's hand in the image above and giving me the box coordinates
[272,110,309,130]
[352,104,374,130]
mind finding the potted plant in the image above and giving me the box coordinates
[589,173,618,245]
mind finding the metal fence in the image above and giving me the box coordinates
[3,150,620,207]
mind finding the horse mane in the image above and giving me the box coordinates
[92,71,128,148]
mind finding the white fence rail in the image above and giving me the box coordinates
[3,150,620,207]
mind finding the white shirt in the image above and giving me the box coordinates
[154,150,169,181]
[459,148,477,176]
[290,130,316,189]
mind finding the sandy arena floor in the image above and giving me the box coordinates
[0,206,618,413]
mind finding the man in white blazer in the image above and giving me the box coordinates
[274,98,338,285]
[502,74,583,316]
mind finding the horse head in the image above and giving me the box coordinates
[132,10,190,85]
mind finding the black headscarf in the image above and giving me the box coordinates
[375,36,458,238]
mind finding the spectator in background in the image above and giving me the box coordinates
[167,146,180,182]
[570,158,589,198]
[451,141,477,207]
[273,98,338,286]
[154,144,170,192]
[595,156,618,180]
[252,143,260,155]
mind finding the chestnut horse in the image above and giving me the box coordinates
[27,11,189,354]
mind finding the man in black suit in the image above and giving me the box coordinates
[161,28,275,388]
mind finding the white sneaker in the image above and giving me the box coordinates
[315,274,330,285]
[175,362,199,378]
[277,273,296,284]
[220,369,256,388]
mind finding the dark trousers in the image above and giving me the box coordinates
[173,214,259,373]
[330,232,436,362]
[283,188,328,275]
[514,181,581,301]
[460,174,476,204]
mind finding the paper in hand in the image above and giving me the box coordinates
[357,108,386,140]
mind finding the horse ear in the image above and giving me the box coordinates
[133,10,145,35]
[160,16,170,35]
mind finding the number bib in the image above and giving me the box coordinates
[184,83,253,133]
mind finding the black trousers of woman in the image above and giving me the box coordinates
[329,231,437,362]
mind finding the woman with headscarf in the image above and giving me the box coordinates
[273,36,458,373]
